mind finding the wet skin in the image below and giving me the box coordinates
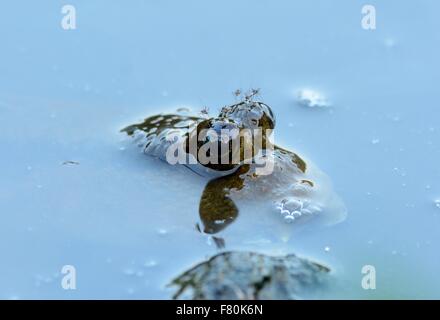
[121,101,308,234]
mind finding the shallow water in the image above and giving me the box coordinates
[0,1,439,299]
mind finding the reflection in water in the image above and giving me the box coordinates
[121,98,346,235]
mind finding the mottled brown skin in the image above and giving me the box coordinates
[198,146,307,234]
[184,118,269,172]
[122,107,308,235]
[199,164,250,234]
[121,114,200,136]
[274,145,307,173]
[184,118,242,172]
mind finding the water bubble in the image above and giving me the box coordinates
[296,89,330,108]
[276,198,319,223]
[324,246,331,252]
[144,260,157,268]
[289,182,312,195]
[371,138,380,145]
[434,199,440,209]
[281,198,302,212]
[384,37,397,48]
[284,215,295,223]
[157,228,168,235]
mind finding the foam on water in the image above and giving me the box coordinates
[296,89,330,108]
[230,150,347,227]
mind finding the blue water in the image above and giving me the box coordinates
[0,0,439,299]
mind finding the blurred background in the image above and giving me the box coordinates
[0,0,439,299]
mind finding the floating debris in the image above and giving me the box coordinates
[296,89,330,108]
[62,160,80,166]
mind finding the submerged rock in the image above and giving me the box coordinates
[170,251,330,300]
